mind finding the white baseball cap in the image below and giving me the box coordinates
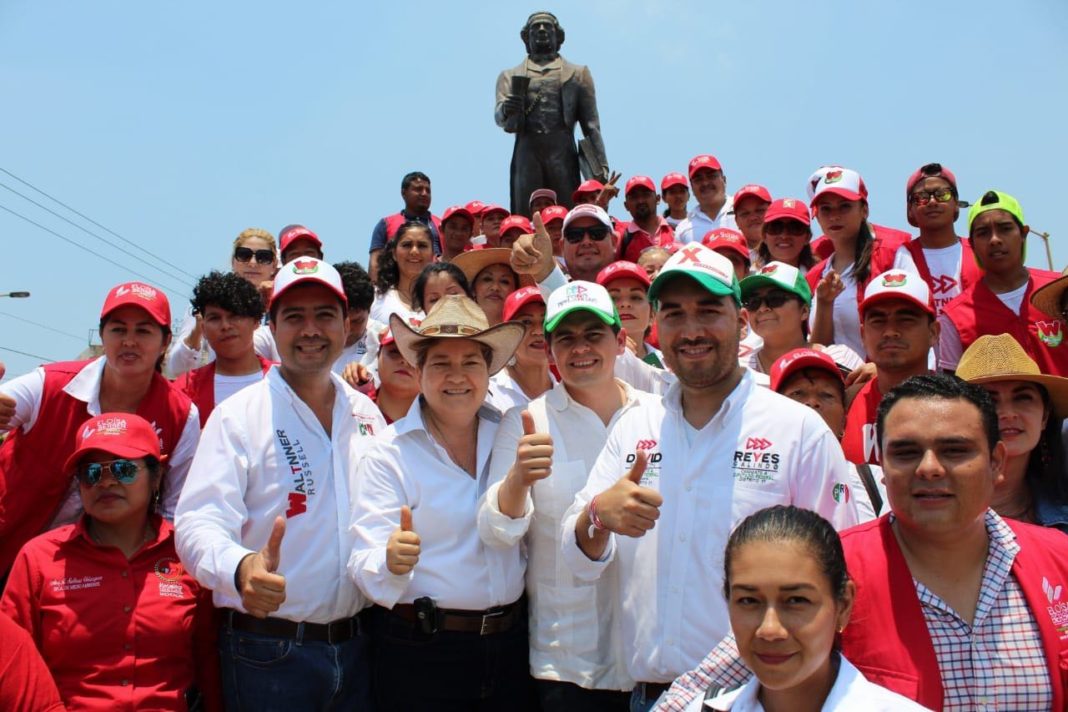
[561,204,613,232]
[810,167,868,206]
[544,280,621,333]
[270,257,347,309]
[860,269,934,317]
[648,243,741,305]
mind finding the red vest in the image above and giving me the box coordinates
[805,225,909,306]
[840,379,882,465]
[0,360,193,574]
[383,212,443,253]
[841,516,1068,710]
[942,269,1068,376]
[174,356,273,428]
[810,223,912,261]
[901,237,983,314]
[618,219,675,263]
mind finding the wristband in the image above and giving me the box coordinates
[588,495,607,533]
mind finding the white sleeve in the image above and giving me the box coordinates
[892,244,918,272]
[165,309,204,377]
[675,219,693,244]
[559,423,623,581]
[253,324,279,362]
[938,314,963,371]
[173,409,257,600]
[843,464,877,523]
[0,367,45,433]
[615,349,674,394]
[158,404,201,520]
[347,445,414,608]
[477,406,534,548]
[536,265,569,302]
[788,415,861,531]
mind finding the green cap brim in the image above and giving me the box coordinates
[544,304,621,333]
[648,271,740,306]
[739,275,812,305]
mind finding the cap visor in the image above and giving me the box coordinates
[649,271,736,304]
[544,305,619,334]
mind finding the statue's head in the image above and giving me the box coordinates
[521,11,564,56]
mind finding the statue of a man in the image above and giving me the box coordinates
[495,12,609,216]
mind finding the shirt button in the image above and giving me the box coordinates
[123,605,132,613]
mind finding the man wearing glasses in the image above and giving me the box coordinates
[674,155,738,245]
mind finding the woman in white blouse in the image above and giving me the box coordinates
[369,221,435,327]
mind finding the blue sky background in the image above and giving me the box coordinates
[1,0,1065,378]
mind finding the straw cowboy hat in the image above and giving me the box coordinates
[955,333,1068,418]
[450,248,535,288]
[389,295,525,376]
[1030,274,1068,320]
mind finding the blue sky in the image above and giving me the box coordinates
[1,0,1066,378]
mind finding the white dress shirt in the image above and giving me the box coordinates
[369,288,423,327]
[0,356,200,522]
[486,368,557,413]
[332,318,387,377]
[674,199,737,245]
[165,306,279,377]
[174,366,384,623]
[560,370,859,683]
[479,380,649,691]
[688,656,932,711]
[349,398,526,611]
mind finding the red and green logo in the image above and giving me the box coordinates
[760,264,779,275]
[293,259,319,275]
[825,170,843,184]
[882,273,907,288]
[1037,320,1064,348]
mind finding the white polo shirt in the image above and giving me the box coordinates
[174,366,384,624]
[674,199,737,245]
[560,370,859,684]
[479,379,651,691]
[349,398,526,611]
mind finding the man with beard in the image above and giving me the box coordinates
[560,243,859,711]
[674,155,738,244]
[619,175,674,263]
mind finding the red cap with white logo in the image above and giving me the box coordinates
[860,269,935,317]
[764,198,811,226]
[571,179,606,203]
[465,200,487,216]
[625,175,656,196]
[596,260,651,289]
[661,172,689,192]
[480,204,509,219]
[503,286,545,322]
[770,348,844,393]
[63,413,165,473]
[500,215,533,236]
[688,154,723,178]
[540,205,568,225]
[100,282,171,327]
[442,205,475,225]
[733,184,772,206]
[279,224,322,254]
[701,228,750,263]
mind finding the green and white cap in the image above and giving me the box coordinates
[544,280,621,333]
[739,261,812,305]
[648,243,741,305]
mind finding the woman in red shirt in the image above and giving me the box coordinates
[1,413,220,712]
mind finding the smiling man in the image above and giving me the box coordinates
[674,154,738,244]
[560,243,859,711]
[175,258,385,710]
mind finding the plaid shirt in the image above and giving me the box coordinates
[654,511,1054,711]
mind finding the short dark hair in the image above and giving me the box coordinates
[779,367,846,404]
[190,271,265,321]
[411,263,473,312]
[401,172,431,191]
[876,373,1000,452]
[723,505,850,603]
[333,261,375,312]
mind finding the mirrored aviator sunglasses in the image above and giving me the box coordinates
[233,246,276,265]
[77,459,141,487]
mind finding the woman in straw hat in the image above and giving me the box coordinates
[452,247,532,326]
[956,333,1068,532]
[348,295,537,710]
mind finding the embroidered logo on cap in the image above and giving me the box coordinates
[760,264,779,275]
[825,170,843,184]
[882,273,907,287]
[783,198,797,208]
[292,260,319,275]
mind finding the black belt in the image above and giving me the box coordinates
[225,609,363,644]
[635,681,672,701]
[389,600,522,636]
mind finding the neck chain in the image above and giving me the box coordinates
[423,405,478,475]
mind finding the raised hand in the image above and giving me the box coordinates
[510,210,555,282]
[815,270,845,304]
[386,505,421,575]
[511,410,554,486]
[594,170,622,209]
[237,516,287,619]
[593,451,663,537]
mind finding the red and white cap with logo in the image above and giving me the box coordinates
[661,172,689,192]
[480,204,509,219]
[63,413,165,472]
[733,184,772,206]
[571,179,606,203]
[100,282,171,327]
[769,348,844,393]
[625,175,656,196]
[764,198,811,226]
[860,269,935,317]
[279,224,322,253]
[688,154,723,178]
[596,260,651,288]
[442,205,475,225]
[503,286,545,322]
[809,167,868,206]
[540,205,568,225]
[562,204,613,232]
[701,228,750,263]
[465,200,487,216]
[500,215,533,236]
[648,243,741,304]
[270,257,348,309]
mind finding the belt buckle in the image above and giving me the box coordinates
[326,618,350,645]
[479,610,503,636]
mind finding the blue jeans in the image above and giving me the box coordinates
[218,624,373,711]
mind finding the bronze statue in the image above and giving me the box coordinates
[495,12,609,216]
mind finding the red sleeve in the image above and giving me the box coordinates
[0,613,65,712]
[0,545,44,645]
[191,586,223,712]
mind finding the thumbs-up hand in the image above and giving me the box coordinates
[386,505,421,575]
[593,450,663,538]
[510,410,554,487]
[510,211,555,282]
[236,516,288,618]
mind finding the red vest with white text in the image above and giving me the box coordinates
[840,379,882,465]
[901,237,983,315]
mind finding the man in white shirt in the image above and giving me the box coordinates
[174,258,385,710]
[480,280,646,711]
[560,244,860,711]
[674,155,738,244]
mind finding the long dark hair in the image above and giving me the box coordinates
[852,216,875,285]
[375,222,433,295]
[411,262,473,312]
[1026,389,1068,507]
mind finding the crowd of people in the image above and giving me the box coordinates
[0,158,1066,711]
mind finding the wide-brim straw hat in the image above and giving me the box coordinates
[1030,275,1068,319]
[955,333,1068,418]
[450,248,535,288]
[389,294,525,376]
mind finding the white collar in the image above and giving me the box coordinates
[664,367,752,423]
[62,356,106,409]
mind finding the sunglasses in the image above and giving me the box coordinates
[234,247,276,265]
[77,459,142,487]
[908,188,955,207]
[764,221,809,237]
[744,291,796,311]
[563,225,611,244]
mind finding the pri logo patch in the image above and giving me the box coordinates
[832,483,851,504]
[293,259,319,275]
[1037,320,1063,348]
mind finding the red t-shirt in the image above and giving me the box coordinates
[0,613,64,712]
[841,379,882,465]
[0,517,222,712]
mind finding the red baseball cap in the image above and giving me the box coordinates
[572,179,605,203]
[63,413,165,473]
[480,204,509,219]
[733,184,772,207]
[500,215,533,236]
[769,348,844,393]
[442,205,475,225]
[465,200,487,216]
[625,175,656,196]
[540,205,568,225]
[596,260,651,288]
[503,285,545,322]
[100,282,171,327]
[701,228,750,263]
[688,154,723,178]
[661,172,689,192]
[906,163,958,196]
[764,198,811,226]
[379,326,396,347]
[279,224,322,254]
